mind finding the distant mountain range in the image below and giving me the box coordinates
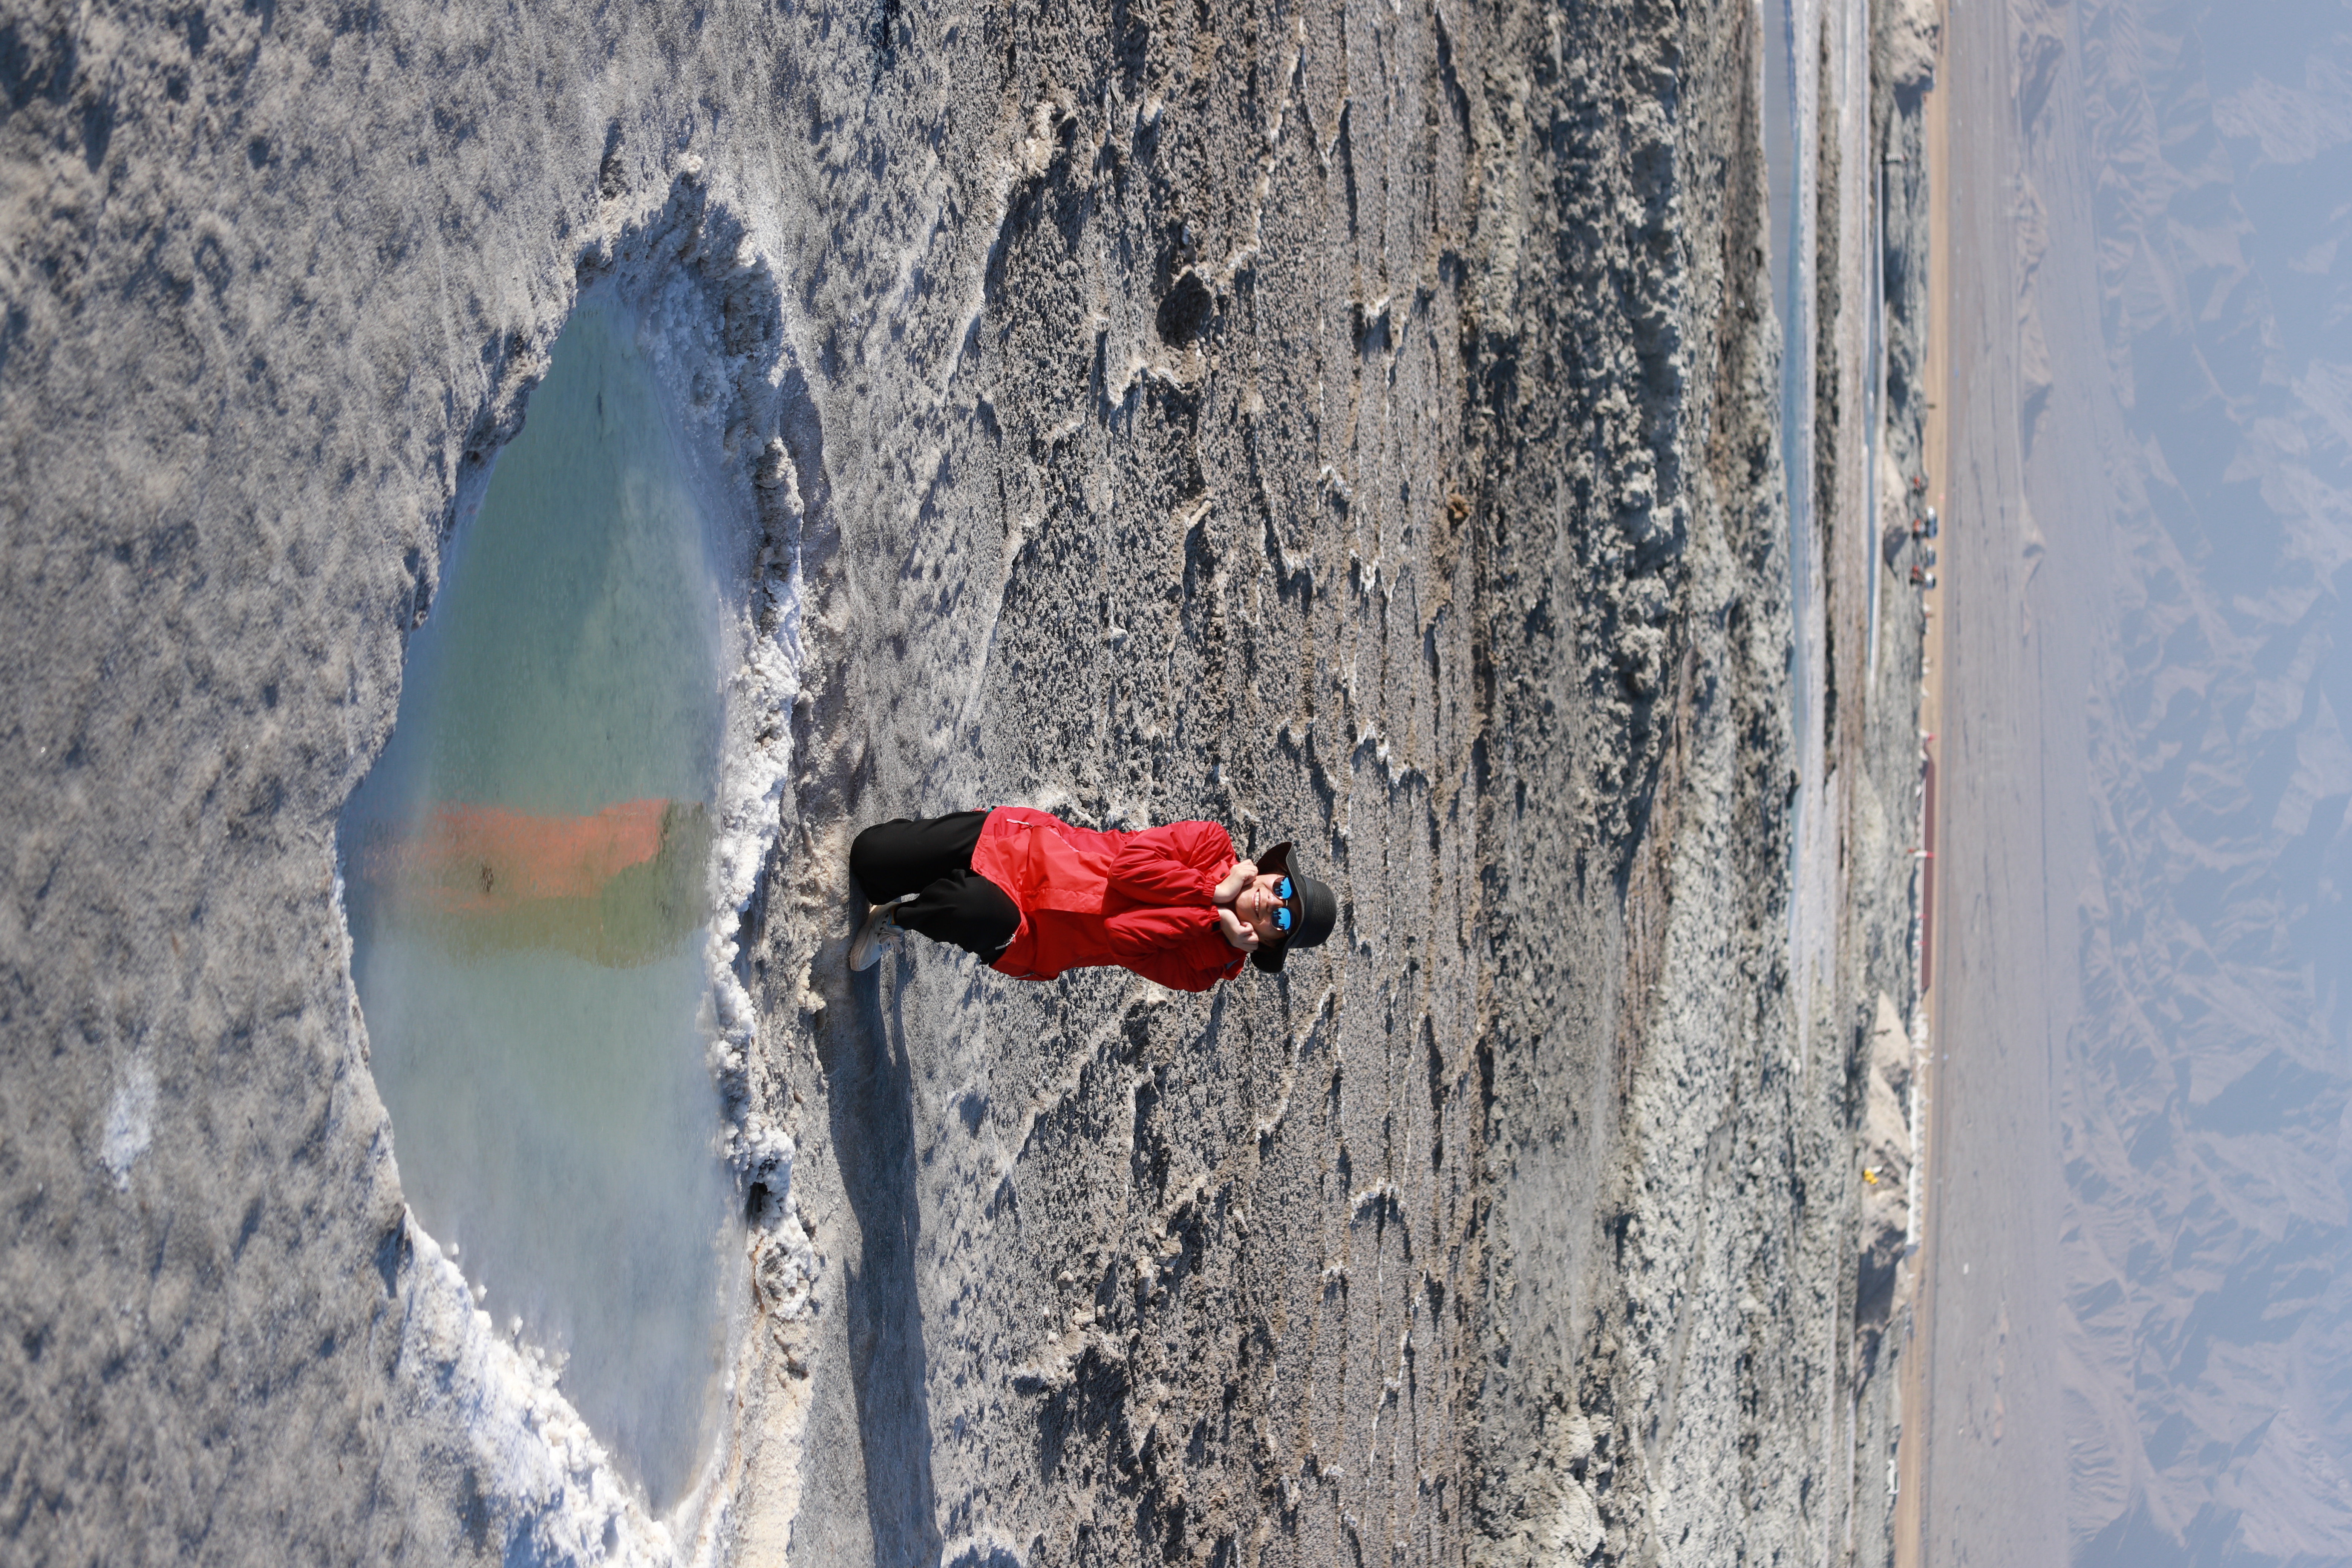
[2062,2,2352,1561]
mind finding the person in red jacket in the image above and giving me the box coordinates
[846,807,1337,992]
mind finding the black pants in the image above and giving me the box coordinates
[850,811,1020,959]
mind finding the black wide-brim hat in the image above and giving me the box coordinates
[1248,841,1337,974]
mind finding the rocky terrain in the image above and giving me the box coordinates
[0,1,1926,1562]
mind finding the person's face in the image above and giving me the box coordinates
[1235,871,1293,945]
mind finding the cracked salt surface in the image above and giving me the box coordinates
[340,294,737,1513]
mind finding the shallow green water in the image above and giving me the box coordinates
[340,295,734,1510]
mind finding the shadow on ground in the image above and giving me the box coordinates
[819,966,945,1567]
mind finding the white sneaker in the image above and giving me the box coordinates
[849,899,909,972]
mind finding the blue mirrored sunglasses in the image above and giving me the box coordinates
[1272,877,1295,934]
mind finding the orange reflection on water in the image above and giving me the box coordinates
[353,799,711,969]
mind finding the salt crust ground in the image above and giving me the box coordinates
[1,2,1923,1563]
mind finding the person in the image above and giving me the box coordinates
[847,807,1337,992]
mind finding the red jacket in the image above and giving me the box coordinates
[971,807,1247,992]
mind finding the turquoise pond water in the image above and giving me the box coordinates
[340,295,737,1510]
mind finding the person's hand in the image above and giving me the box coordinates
[1213,859,1257,907]
[1216,905,1260,951]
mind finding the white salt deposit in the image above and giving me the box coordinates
[98,1060,156,1189]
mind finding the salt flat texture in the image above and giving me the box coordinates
[0,3,1921,1563]
[1896,0,2081,1557]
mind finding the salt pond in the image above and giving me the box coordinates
[341,294,735,1511]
